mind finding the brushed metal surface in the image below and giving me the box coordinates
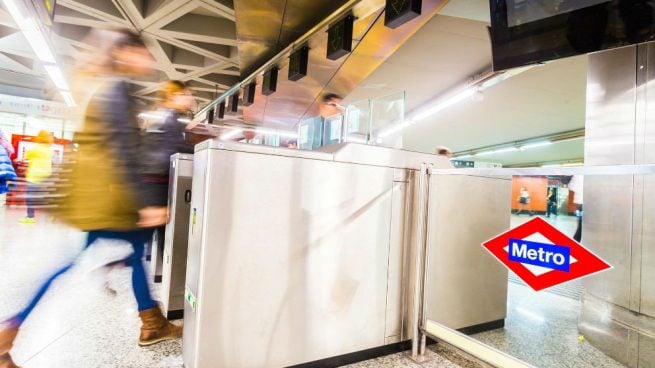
[385,181,407,338]
[582,175,633,309]
[233,0,350,76]
[424,174,510,330]
[198,0,449,129]
[585,45,637,166]
[182,149,209,367]
[161,154,193,317]
[579,293,634,367]
[184,145,407,367]
[640,174,655,318]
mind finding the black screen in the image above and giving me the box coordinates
[490,0,655,71]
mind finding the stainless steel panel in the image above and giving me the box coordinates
[188,149,396,367]
[182,149,209,368]
[645,42,655,165]
[640,175,655,317]
[578,293,634,367]
[640,334,655,368]
[204,0,449,128]
[641,42,655,318]
[233,0,350,76]
[425,175,511,330]
[585,46,637,166]
[582,175,633,309]
[161,155,193,318]
[385,181,407,338]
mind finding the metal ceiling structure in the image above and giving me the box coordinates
[0,0,240,106]
[198,0,452,129]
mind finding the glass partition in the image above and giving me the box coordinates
[370,91,405,148]
[417,165,655,368]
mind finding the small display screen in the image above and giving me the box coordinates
[506,0,607,27]
[490,0,655,71]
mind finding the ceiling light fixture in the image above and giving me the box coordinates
[220,128,243,141]
[520,141,553,150]
[2,0,56,64]
[44,64,69,90]
[60,91,76,107]
[412,88,476,122]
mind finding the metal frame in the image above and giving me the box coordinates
[408,163,655,367]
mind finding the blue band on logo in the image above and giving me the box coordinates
[508,238,571,272]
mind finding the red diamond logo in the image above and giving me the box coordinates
[482,217,612,292]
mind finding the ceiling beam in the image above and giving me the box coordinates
[147,32,237,65]
[157,30,237,47]
[142,0,199,31]
[196,0,235,22]
[58,0,130,26]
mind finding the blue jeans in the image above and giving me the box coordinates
[25,183,39,218]
[10,229,156,326]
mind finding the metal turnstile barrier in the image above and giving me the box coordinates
[161,153,193,319]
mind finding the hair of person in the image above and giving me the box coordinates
[322,93,342,103]
[112,29,146,50]
[159,80,188,100]
[36,130,53,144]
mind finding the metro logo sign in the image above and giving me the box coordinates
[483,217,612,291]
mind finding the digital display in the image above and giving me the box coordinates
[327,16,353,61]
[262,67,278,95]
[289,46,309,81]
[218,101,225,119]
[506,0,607,27]
[243,82,256,106]
[230,93,239,113]
[490,0,655,71]
[384,0,422,29]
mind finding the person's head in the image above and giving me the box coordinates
[435,146,452,159]
[160,80,194,112]
[521,187,527,192]
[36,130,54,145]
[319,93,343,118]
[110,30,154,76]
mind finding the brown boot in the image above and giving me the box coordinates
[138,307,182,346]
[0,354,20,368]
[0,324,20,368]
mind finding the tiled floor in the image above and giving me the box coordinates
[0,207,625,367]
[0,206,473,368]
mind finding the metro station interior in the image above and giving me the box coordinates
[0,0,653,367]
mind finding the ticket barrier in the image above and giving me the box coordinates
[182,142,510,367]
[160,153,193,319]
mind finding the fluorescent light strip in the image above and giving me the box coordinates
[220,128,243,141]
[413,88,476,122]
[60,91,76,107]
[44,65,69,90]
[521,141,553,150]
[253,127,298,138]
[2,0,56,63]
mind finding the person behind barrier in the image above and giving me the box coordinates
[18,131,54,224]
[0,129,16,202]
[546,188,558,218]
[140,80,195,275]
[0,30,181,368]
[568,175,584,242]
[516,186,533,216]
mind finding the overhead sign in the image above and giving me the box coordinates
[482,217,611,291]
[0,93,73,118]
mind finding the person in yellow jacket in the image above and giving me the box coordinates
[19,131,53,224]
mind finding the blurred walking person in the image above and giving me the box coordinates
[0,129,16,204]
[0,30,180,368]
[18,131,53,224]
[140,80,195,277]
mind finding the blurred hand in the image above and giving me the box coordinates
[138,206,168,227]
